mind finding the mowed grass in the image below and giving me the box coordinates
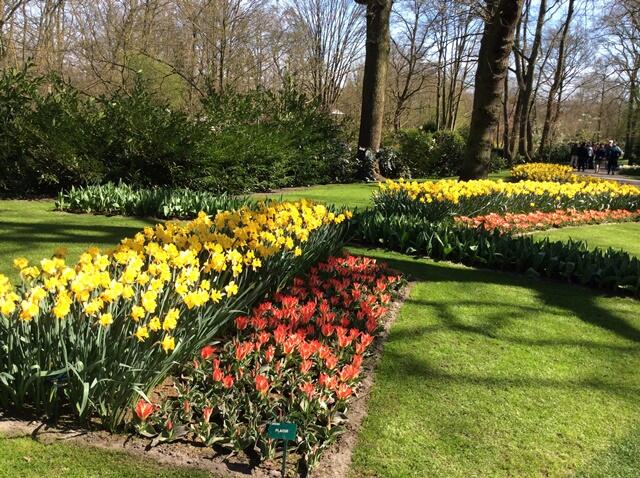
[0,200,155,281]
[254,182,379,210]
[533,223,640,257]
[0,437,212,478]
[349,249,640,478]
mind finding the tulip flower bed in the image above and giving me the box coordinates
[131,255,403,471]
[375,178,640,221]
[0,201,350,430]
[357,210,640,296]
[455,208,640,233]
[56,182,252,219]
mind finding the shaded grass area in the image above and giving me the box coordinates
[533,223,640,257]
[0,200,155,281]
[0,436,212,478]
[349,248,640,478]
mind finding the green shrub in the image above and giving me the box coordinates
[93,79,209,189]
[0,68,354,197]
[0,67,103,196]
[428,130,466,177]
[381,129,500,179]
[539,143,571,164]
[199,86,354,193]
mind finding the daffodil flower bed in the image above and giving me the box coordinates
[375,178,640,220]
[511,163,582,183]
[0,201,350,429]
[131,255,403,471]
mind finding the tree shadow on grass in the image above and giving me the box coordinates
[369,252,640,344]
[0,219,159,258]
[379,348,640,399]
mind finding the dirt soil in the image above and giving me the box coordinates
[0,285,412,478]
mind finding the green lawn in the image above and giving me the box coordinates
[533,223,640,257]
[0,200,155,281]
[0,437,211,478]
[349,249,640,478]
[2,191,640,477]
[254,182,379,210]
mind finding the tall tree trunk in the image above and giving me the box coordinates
[626,74,637,158]
[538,0,575,157]
[355,0,392,180]
[518,0,546,160]
[503,73,511,161]
[597,72,606,139]
[460,0,524,180]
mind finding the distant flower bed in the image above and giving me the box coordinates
[132,255,403,470]
[511,163,575,182]
[455,208,640,233]
[56,182,252,219]
[375,178,640,220]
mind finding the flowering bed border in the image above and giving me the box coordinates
[130,255,404,473]
[455,208,640,234]
[0,257,409,478]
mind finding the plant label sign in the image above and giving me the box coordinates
[267,422,297,441]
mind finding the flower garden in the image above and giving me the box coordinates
[2,162,640,477]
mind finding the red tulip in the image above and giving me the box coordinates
[202,406,214,423]
[222,375,235,389]
[200,345,216,360]
[255,374,269,395]
[300,382,315,399]
[235,315,249,330]
[134,399,155,422]
[336,383,353,400]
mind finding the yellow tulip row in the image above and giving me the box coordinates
[379,178,640,206]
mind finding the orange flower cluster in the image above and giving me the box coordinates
[132,255,403,467]
[455,208,640,233]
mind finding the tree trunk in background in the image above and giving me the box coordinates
[460,0,524,180]
[355,0,392,181]
[503,74,511,162]
[539,0,575,157]
[518,0,546,160]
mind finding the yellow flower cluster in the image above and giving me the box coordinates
[511,163,574,182]
[510,163,606,184]
[379,178,640,205]
[0,201,351,354]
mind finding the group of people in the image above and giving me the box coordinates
[569,141,624,175]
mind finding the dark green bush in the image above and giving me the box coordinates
[0,67,103,196]
[381,128,502,179]
[539,143,571,164]
[428,130,466,177]
[93,79,209,189]
[0,68,353,197]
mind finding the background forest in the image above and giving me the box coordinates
[0,0,638,195]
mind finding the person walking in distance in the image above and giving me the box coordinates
[606,140,623,175]
[594,143,606,173]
